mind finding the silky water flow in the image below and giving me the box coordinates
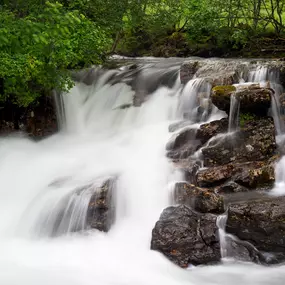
[0,62,285,285]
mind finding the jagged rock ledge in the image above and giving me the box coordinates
[180,59,285,88]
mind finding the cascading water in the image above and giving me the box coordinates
[0,59,285,285]
[228,93,240,133]
[248,66,285,136]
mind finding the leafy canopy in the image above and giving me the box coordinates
[0,1,111,106]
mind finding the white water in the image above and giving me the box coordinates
[248,66,285,135]
[228,93,240,133]
[0,66,285,285]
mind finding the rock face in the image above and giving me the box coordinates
[180,60,245,86]
[197,160,276,190]
[180,61,200,84]
[179,59,285,90]
[87,178,116,232]
[196,118,228,144]
[202,117,276,167]
[166,119,228,160]
[226,196,285,264]
[174,182,224,214]
[151,205,221,267]
[211,86,273,116]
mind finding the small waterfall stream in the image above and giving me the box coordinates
[0,58,285,284]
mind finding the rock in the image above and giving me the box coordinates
[180,61,248,86]
[180,61,200,84]
[197,160,276,189]
[196,118,229,145]
[195,62,244,87]
[87,178,117,232]
[211,86,273,117]
[197,164,236,187]
[234,161,275,189]
[151,205,221,267]
[166,128,201,159]
[166,144,200,160]
[202,117,276,167]
[215,181,249,194]
[226,196,285,264]
[166,128,197,150]
[166,119,229,160]
[173,182,224,214]
[224,236,264,263]
[182,162,202,185]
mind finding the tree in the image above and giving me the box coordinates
[0,1,111,106]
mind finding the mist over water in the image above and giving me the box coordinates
[0,61,285,284]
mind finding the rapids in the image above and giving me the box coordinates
[0,58,285,284]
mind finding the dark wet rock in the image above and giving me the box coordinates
[167,144,200,160]
[166,128,197,151]
[87,178,117,232]
[180,61,200,84]
[226,196,285,264]
[211,86,273,117]
[234,161,275,189]
[197,159,276,189]
[215,181,249,194]
[182,162,202,185]
[151,205,221,267]
[202,118,276,167]
[166,119,229,160]
[174,182,224,214]
[196,118,228,145]
[224,236,264,263]
[197,164,236,188]
[166,128,202,159]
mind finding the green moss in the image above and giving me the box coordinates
[212,85,236,96]
[240,113,256,127]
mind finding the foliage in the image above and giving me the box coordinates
[0,1,111,106]
[240,113,256,127]
[1,0,285,107]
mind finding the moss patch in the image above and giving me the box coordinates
[212,85,236,96]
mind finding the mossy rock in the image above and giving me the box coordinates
[211,86,273,116]
[212,85,236,96]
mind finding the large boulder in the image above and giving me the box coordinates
[87,178,117,232]
[151,205,221,267]
[202,117,276,167]
[211,86,273,116]
[173,182,224,214]
[226,196,285,264]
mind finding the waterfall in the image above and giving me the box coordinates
[248,66,285,136]
[0,59,285,285]
[228,93,240,133]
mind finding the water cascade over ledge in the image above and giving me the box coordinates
[1,57,285,284]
